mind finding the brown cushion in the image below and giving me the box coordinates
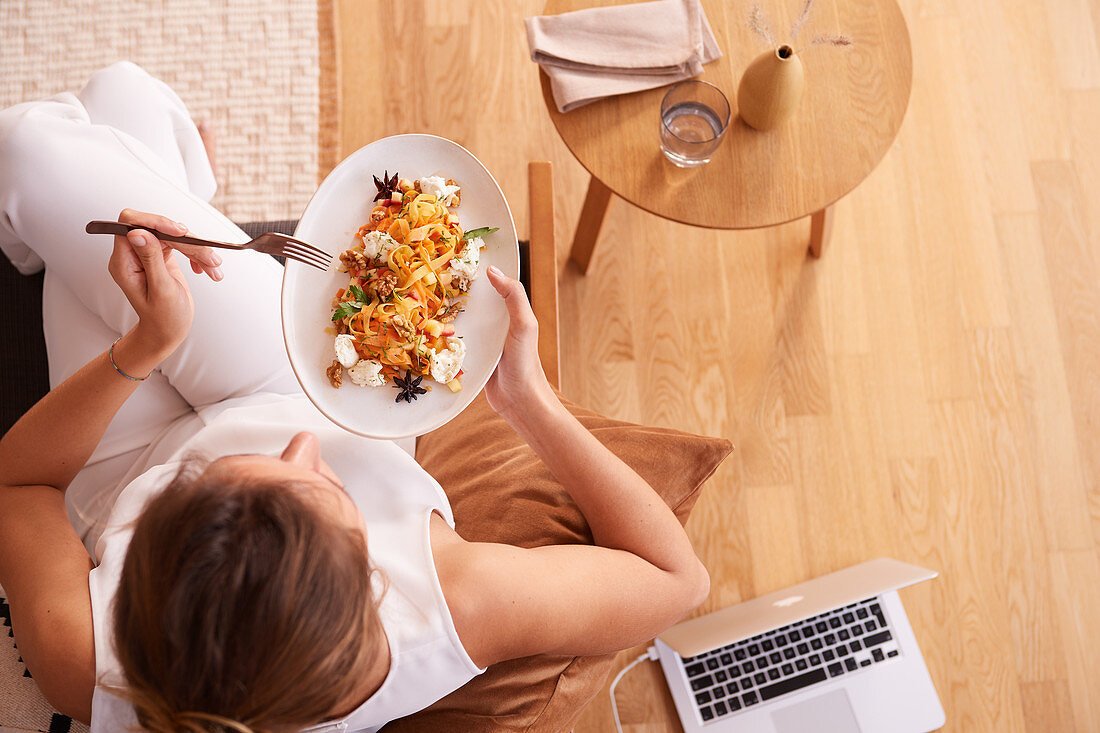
[380,392,732,733]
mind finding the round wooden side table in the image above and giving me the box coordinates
[540,0,912,271]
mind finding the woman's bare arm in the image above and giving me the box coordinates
[0,329,171,492]
[0,210,210,721]
[498,388,706,579]
[0,327,174,721]
[436,268,708,667]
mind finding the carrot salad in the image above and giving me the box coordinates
[325,172,497,403]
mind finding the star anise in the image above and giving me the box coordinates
[373,170,400,202]
[393,370,428,403]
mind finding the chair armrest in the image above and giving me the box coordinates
[527,161,560,389]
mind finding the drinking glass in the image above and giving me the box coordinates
[659,80,731,168]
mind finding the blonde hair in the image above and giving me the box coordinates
[124,707,258,733]
[111,458,385,732]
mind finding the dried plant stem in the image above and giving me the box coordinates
[748,3,852,53]
[790,0,815,40]
[749,4,775,46]
[797,34,853,54]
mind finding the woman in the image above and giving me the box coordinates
[0,63,709,732]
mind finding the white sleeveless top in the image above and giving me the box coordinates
[87,394,484,732]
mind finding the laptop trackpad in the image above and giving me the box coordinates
[771,689,861,733]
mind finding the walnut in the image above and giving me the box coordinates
[413,179,422,193]
[369,209,386,223]
[338,250,354,272]
[326,359,342,389]
[391,314,415,339]
[335,319,349,335]
[369,270,398,300]
[338,249,367,273]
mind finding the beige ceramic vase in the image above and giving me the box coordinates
[737,44,805,131]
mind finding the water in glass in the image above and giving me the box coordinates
[661,101,724,167]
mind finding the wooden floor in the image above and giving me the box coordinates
[335,1,1100,730]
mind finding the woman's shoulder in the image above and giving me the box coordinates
[426,511,467,599]
[426,513,499,668]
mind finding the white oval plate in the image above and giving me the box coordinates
[282,134,518,438]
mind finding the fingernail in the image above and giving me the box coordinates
[488,265,502,277]
[212,267,223,281]
[127,231,147,247]
[211,253,223,266]
[174,221,188,233]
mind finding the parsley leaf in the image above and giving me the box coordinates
[462,226,499,241]
[348,284,368,303]
[331,301,364,322]
[332,283,373,321]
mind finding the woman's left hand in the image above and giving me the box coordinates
[107,209,199,359]
[484,265,554,419]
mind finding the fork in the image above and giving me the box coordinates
[85,220,332,271]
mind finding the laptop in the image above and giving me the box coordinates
[655,558,945,732]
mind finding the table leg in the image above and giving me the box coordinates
[808,205,834,258]
[569,175,613,274]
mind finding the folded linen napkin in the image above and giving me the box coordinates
[526,0,722,112]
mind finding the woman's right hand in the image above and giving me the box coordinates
[107,209,202,360]
[484,265,554,419]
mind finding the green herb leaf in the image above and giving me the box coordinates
[332,284,372,321]
[332,301,363,321]
[463,226,499,241]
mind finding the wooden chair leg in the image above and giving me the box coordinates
[528,161,560,390]
[808,205,834,258]
[569,175,612,274]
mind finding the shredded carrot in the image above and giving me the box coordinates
[329,180,481,391]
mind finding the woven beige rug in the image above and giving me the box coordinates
[0,0,339,223]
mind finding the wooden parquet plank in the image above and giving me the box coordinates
[1005,0,1072,161]
[927,401,1027,732]
[995,213,1092,556]
[966,328,1069,684]
[1067,91,1100,245]
[744,482,810,593]
[1043,0,1100,90]
[848,162,934,458]
[1049,550,1100,731]
[1031,161,1100,550]
[1020,680,1077,733]
[770,236,831,418]
[954,0,1038,216]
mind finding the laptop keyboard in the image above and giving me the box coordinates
[680,596,899,724]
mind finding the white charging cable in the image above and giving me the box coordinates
[610,646,660,733]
